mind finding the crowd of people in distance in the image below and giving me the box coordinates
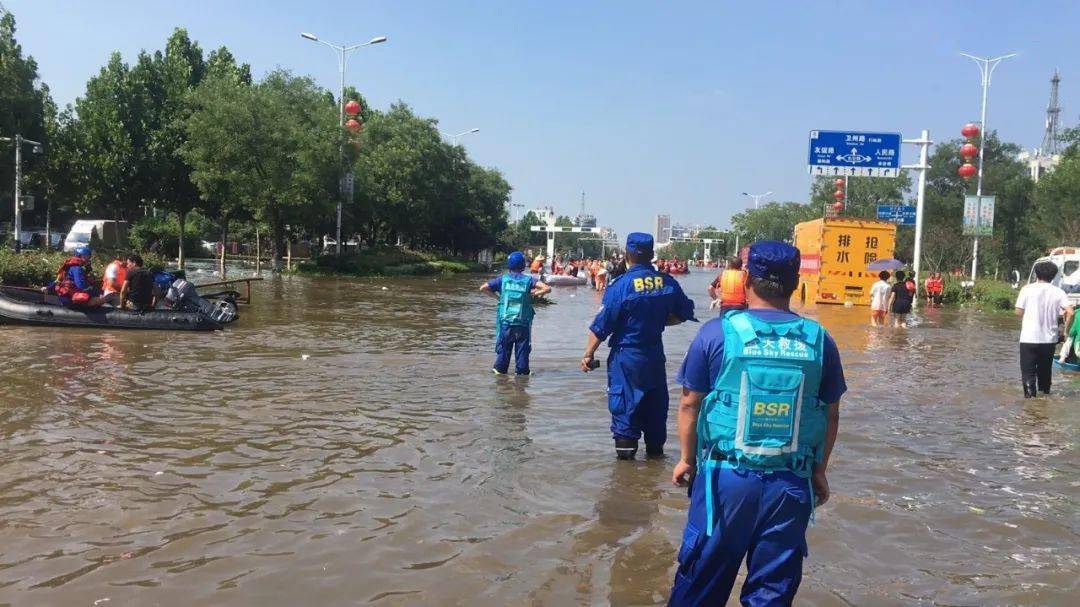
[868,270,948,327]
[524,252,630,292]
[656,257,689,274]
[43,245,210,314]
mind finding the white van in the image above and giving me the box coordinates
[1027,246,1080,306]
[63,220,129,253]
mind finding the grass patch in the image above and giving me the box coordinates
[941,278,1017,311]
[296,248,485,277]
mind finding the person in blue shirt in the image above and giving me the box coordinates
[480,251,551,375]
[581,232,696,460]
[45,245,104,306]
[668,241,846,607]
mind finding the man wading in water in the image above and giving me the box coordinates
[668,241,846,606]
[481,251,551,375]
[581,232,696,460]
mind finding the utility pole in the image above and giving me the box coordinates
[902,130,933,296]
[2,134,44,253]
[960,52,1016,282]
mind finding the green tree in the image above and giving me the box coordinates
[731,201,818,244]
[0,9,50,227]
[183,69,337,269]
[1032,149,1080,250]
[146,29,206,268]
[921,133,1035,276]
[69,52,152,219]
[809,172,912,220]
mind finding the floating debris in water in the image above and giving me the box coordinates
[301,354,310,360]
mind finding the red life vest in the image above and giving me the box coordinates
[55,257,91,298]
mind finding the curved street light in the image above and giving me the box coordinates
[300,31,388,256]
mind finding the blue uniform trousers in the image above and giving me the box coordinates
[607,347,669,447]
[494,324,532,375]
[669,466,812,607]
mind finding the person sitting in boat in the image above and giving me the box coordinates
[100,253,128,306]
[120,254,156,312]
[45,245,105,307]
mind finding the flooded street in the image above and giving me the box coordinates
[0,270,1076,606]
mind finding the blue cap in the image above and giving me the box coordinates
[74,245,91,258]
[747,241,801,289]
[507,251,526,271]
[626,232,654,255]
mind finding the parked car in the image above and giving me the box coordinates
[63,220,129,253]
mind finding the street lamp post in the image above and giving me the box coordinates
[960,51,1016,282]
[1,134,44,253]
[442,128,480,145]
[741,191,772,209]
[301,32,387,256]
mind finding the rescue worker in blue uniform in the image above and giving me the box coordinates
[582,232,696,460]
[668,241,846,606]
[481,251,551,375]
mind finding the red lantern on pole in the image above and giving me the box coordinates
[959,143,978,160]
[834,178,845,188]
[961,123,980,139]
[344,100,361,116]
[831,202,844,213]
[345,119,362,133]
[833,189,844,200]
[958,163,977,179]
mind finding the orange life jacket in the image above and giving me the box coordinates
[719,269,748,305]
[102,260,128,294]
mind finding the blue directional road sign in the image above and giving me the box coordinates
[809,130,902,177]
[877,204,916,225]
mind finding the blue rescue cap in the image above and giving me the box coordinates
[626,232,654,255]
[74,245,91,258]
[507,251,526,271]
[747,241,801,290]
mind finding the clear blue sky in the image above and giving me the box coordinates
[7,0,1079,239]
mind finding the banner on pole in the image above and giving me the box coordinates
[962,195,995,236]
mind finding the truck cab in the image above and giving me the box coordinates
[1028,246,1080,306]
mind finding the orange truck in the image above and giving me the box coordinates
[793,217,897,306]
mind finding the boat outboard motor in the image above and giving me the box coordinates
[166,278,239,323]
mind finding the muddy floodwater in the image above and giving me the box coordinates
[1,270,1076,606]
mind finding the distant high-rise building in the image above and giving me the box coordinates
[655,214,671,245]
[574,213,598,228]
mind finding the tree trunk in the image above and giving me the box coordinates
[255,225,261,275]
[286,238,292,272]
[219,215,229,278]
[269,206,284,272]
[177,210,187,269]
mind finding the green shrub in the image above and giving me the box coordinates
[129,216,205,259]
[299,248,483,277]
[0,249,172,287]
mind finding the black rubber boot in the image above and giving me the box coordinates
[615,439,638,460]
[645,444,665,458]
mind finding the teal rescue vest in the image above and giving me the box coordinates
[497,273,535,327]
[696,311,828,535]
[699,311,828,475]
